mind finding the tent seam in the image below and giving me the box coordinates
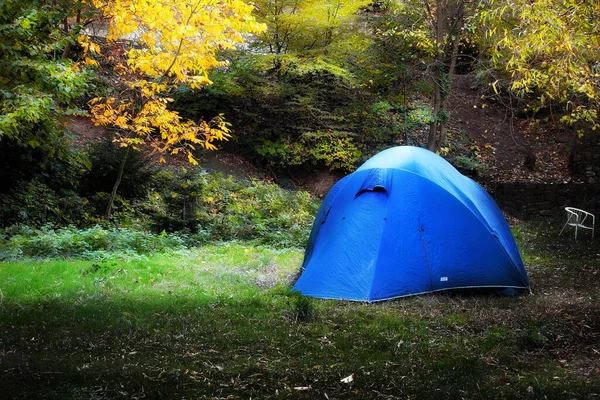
[366,190,392,300]
[358,166,492,232]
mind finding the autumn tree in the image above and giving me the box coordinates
[478,0,599,133]
[84,0,264,218]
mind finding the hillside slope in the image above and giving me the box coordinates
[68,73,579,193]
[447,75,574,184]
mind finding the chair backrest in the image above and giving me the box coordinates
[565,207,594,227]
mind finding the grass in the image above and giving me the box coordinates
[1,226,600,399]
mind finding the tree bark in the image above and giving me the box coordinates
[61,5,81,60]
[105,147,130,220]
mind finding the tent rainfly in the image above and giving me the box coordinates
[293,146,529,301]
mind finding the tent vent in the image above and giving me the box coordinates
[355,169,392,198]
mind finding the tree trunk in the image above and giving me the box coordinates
[426,0,465,152]
[105,147,130,220]
[61,16,71,59]
[435,26,461,150]
[61,7,81,60]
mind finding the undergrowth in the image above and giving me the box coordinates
[148,170,319,247]
[0,168,320,256]
[0,225,191,261]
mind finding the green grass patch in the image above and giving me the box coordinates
[0,243,301,302]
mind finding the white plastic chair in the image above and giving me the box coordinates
[559,207,595,240]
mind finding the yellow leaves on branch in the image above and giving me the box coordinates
[89,0,265,82]
[90,94,231,165]
[479,0,599,127]
[77,34,102,67]
[78,35,102,56]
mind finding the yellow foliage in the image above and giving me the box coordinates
[89,0,264,82]
[253,0,369,53]
[90,91,232,162]
[85,0,264,164]
[78,35,101,68]
[84,57,99,67]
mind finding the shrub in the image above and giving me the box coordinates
[0,225,190,260]
[80,139,158,201]
[195,174,319,247]
[172,54,365,173]
[148,167,208,232]
[439,131,486,177]
[452,155,486,177]
[0,180,91,227]
[1,167,320,251]
[148,170,319,248]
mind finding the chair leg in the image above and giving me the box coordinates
[559,221,569,237]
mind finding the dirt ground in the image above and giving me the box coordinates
[447,75,575,184]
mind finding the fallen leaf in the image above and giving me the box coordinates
[294,386,311,391]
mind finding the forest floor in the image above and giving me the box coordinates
[1,222,599,399]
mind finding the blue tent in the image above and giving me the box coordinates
[293,146,529,301]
